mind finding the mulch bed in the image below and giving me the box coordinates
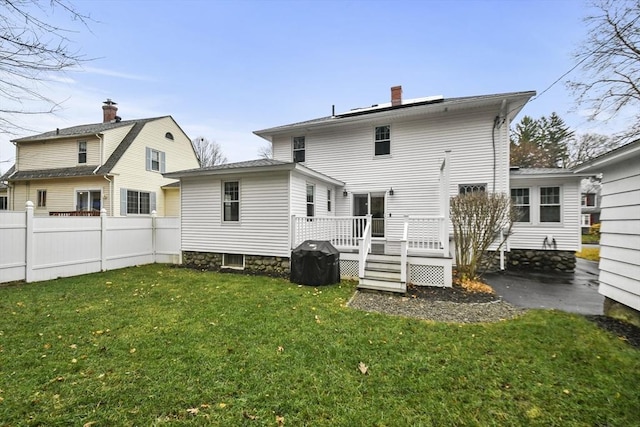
[586,315,640,349]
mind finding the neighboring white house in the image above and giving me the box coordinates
[167,87,585,292]
[574,140,640,326]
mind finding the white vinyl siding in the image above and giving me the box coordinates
[181,172,291,257]
[596,158,640,312]
[510,177,581,251]
[273,107,511,243]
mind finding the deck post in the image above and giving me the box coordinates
[290,215,296,249]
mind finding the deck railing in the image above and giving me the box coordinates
[291,215,447,257]
[406,216,447,255]
[291,215,370,250]
[358,219,372,278]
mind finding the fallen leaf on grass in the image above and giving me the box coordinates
[83,422,97,427]
[129,348,136,354]
[563,389,571,395]
[218,402,227,408]
[277,346,284,353]
[187,407,199,415]
[358,362,368,375]
[315,315,321,324]
[276,415,285,425]
[243,411,258,420]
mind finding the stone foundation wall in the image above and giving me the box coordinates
[478,249,576,273]
[506,249,576,273]
[182,251,290,278]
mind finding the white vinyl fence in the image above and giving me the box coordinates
[0,202,181,284]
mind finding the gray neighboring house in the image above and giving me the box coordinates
[574,139,640,326]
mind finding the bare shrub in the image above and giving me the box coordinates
[450,192,515,279]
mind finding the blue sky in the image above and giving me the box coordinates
[0,0,627,172]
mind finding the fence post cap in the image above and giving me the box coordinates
[100,208,107,215]
[151,210,157,217]
[25,201,34,208]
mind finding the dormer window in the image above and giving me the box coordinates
[78,141,87,164]
[293,136,305,163]
[374,125,390,156]
[165,132,174,140]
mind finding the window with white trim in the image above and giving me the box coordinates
[374,125,390,156]
[78,141,87,164]
[223,181,239,222]
[327,189,332,212]
[540,186,561,223]
[223,253,244,268]
[581,193,596,207]
[145,147,166,173]
[511,188,530,222]
[581,214,591,227]
[0,196,7,210]
[459,183,487,195]
[37,190,47,208]
[306,184,315,217]
[293,136,305,163]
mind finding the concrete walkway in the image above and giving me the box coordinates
[483,258,604,315]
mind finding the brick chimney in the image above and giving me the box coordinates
[391,85,402,106]
[102,99,118,123]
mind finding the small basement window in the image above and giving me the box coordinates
[223,253,244,269]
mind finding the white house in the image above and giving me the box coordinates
[574,140,640,326]
[167,87,585,292]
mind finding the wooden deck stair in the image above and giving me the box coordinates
[358,254,406,293]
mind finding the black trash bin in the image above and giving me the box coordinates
[290,240,340,286]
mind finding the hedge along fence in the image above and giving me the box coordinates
[0,202,181,284]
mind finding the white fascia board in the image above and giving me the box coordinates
[165,163,295,179]
[293,163,344,187]
[573,141,640,172]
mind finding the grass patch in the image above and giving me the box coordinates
[1,265,638,425]
[582,234,600,244]
[577,247,601,262]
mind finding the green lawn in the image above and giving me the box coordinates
[1,265,638,426]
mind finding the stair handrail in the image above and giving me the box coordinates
[401,216,409,284]
[358,214,372,278]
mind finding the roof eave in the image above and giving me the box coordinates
[164,163,296,179]
[254,91,536,138]
[573,140,640,172]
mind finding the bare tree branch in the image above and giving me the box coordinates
[257,143,272,159]
[0,0,93,135]
[191,137,227,168]
[568,0,640,141]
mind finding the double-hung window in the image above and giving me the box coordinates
[145,147,166,173]
[511,188,530,222]
[293,136,305,163]
[306,184,315,217]
[120,188,155,215]
[540,186,561,223]
[223,181,240,222]
[78,141,87,164]
[581,214,591,227]
[374,125,391,156]
[327,189,332,212]
[0,196,7,210]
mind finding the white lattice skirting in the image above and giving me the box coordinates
[340,259,359,279]
[409,264,446,286]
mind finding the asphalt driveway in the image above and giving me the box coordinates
[483,258,604,315]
